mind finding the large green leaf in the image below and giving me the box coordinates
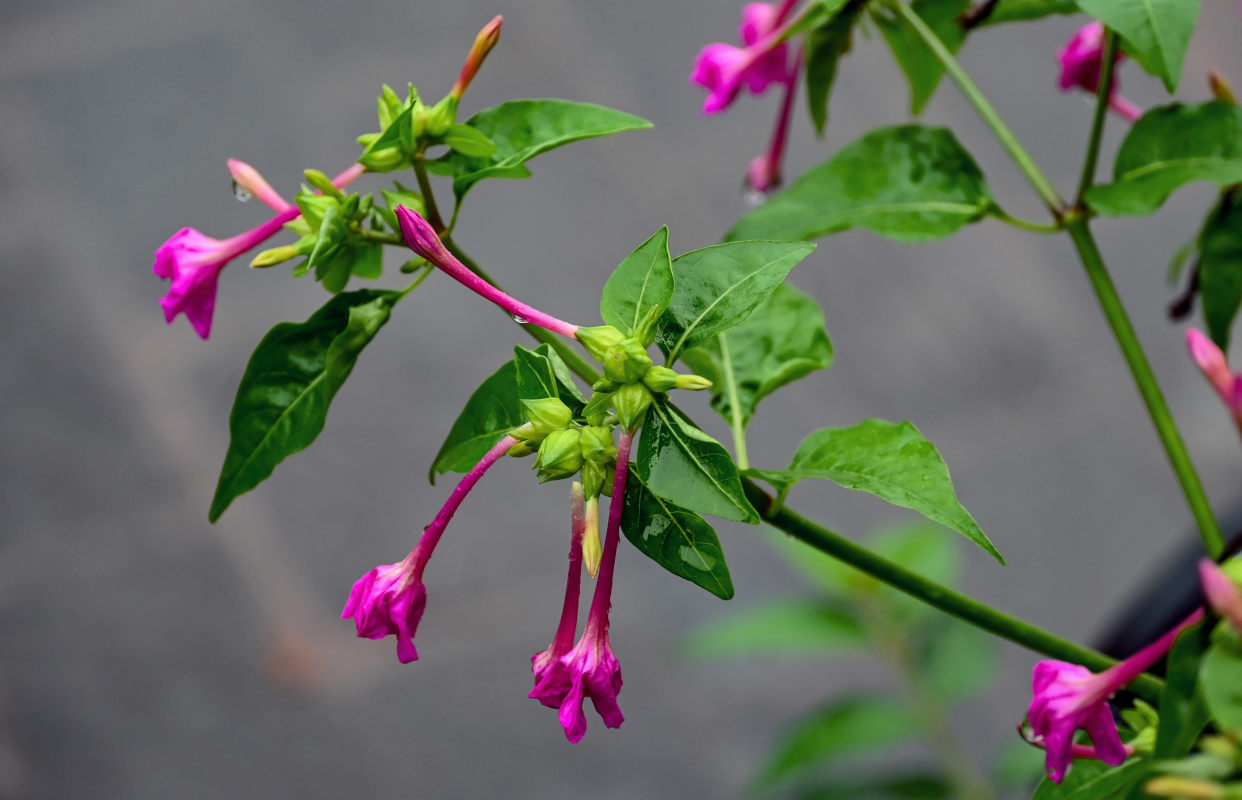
[747,419,1002,563]
[210,290,398,521]
[512,344,586,410]
[1076,0,1200,92]
[871,0,971,114]
[430,99,651,203]
[621,466,734,599]
[636,401,759,523]
[1086,103,1242,216]
[1154,620,1208,758]
[976,0,1078,25]
[1200,633,1242,736]
[683,598,865,658]
[1198,189,1242,352]
[429,360,521,483]
[921,618,997,702]
[756,695,917,789]
[727,125,993,243]
[1030,759,1146,799]
[681,283,834,429]
[805,0,864,135]
[599,226,674,335]
[655,240,816,364]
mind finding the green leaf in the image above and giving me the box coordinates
[681,283,834,428]
[655,240,816,364]
[747,419,1002,563]
[512,344,586,411]
[621,466,734,599]
[376,183,423,233]
[358,103,414,173]
[976,0,1078,25]
[432,99,651,203]
[210,290,399,521]
[441,123,497,158]
[727,125,993,243]
[429,360,521,483]
[1154,620,1209,758]
[636,401,759,523]
[683,598,865,657]
[805,0,865,136]
[1030,758,1147,799]
[599,226,674,335]
[922,618,996,702]
[1086,103,1242,216]
[1199,189,1242,352]
[1200,633,1242,736]
[791,775,951,800]
[1076,0,1200,92]
[871,0,971,114]
[756,695,917,789]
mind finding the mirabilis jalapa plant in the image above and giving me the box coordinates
[153,1,1242,793]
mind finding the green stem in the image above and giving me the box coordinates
[883,0,1063,212]
[1075,30,1120,205]
[717,332,750,469]
[1064,217,1225,557]
[413,152,446,233]
[987,205,1061,234]
[743,480,1166,700]
[395,264,435,299]
[354,228,404,245]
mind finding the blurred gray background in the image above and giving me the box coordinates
[2,1,1241,797]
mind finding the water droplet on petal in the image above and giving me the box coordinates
[232,180,252,202]
[511,314,528,324]
[742,187,767,208]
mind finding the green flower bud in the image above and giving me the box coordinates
[613,383,652,430]
[580,459,608,499]
[582,496,602,579]
[251,244,303,269]
[576,325,625,362]
[632,304,664,347]
[592,377,620,394]
[507,439,536,458]
[642,365,679,392]
[675,373,713,391]
[378,84,404,127]
[579,425,617,465]
[520,398,573,438]
[423,96,459,138]
[302,169,342,198]
[602,339,653,384]
[533,428,582,482]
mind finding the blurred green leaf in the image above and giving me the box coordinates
[1030,758,1146,799]
[921,618,997,702]
[976,0,1078,25]
[1198,188,1242,352]
[1077,0,1200,92]
[683,599,865,658]
[1200,631,1242,737]
[805,0,865,135]
[871,0,971,114]
[1154,620,1208,758]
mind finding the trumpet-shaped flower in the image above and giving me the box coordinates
[530,483,586,704]
[745,48,801,196]
[1057,22,1141,122]
[1199,558,1242,635]
[689,1,797,114]
[342,434,517,662]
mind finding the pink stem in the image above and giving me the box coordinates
[761,48,801,189]
[1109,94,1143,123]
[585,430,634,624]
[412,434,517,574]
[1087,608,1205,704]
[438,255,581,338]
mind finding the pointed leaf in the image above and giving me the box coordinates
[512,344,586,411]
[600,226,674,335]
[976,0,1078,25]
[1030,759,1147,799]
[210,290,399,520]
[727,125,993,243]
[432,99,651,203]
[681,283,833,428]
[1077,0,1200,92]
[430,360,521,483]
[871,0,971,114]
[805,0,865,135]
[636,401,759,523]
[1198,189,1242,352]
[621,466,734,599]
[747,419,1002,563]
[441,123,497,158]
[1200,633,1242,737]
[1086,102,1242,216]
[655,240,816,364]
[1154,620,1209,758]
[683,598,865,657]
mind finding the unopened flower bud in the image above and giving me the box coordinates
[592,377,620,394]
[676,373,713,391]
[378,84,405,127]
[642,365,680,392]
[581,495,602,578]
[534,428,583,482]
[581,459,607,503]
[303,169,343,198]
[579,426,617,466]
[521,398,574,438]
[1143,776,1223,799]
[1210,71,1238,105]
[576,325,625,362]
[613,382,652,430]
[1200,558,1242,635]
[251,244,303,268]
[423,96,458,139]
[228,159,291,213]
[603,339,653,384]
[507,439,536,458]
[451,16,503,101]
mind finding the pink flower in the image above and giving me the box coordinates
[342,434,517,662]
[1026,609,1203,782]
[745,48,801,196]
[531,431,635,742]
[530,483,586,704]
[689,1,797,114]
[1057,22,1142,122]
[1187,327,1242,436]
[1199,558,1242,635]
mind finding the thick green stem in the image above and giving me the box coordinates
[1064,217,1225,557]
[412,152,446,233]
[1075,30,1120,205]
[743,481,1165,700]
[717,332,750,470]
[987,205,1061,234]
[883,0,1063,212]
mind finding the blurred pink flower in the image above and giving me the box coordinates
[1187,327,1242,436]
[1199,558,1242,635]
[689,1,797,114]
[1057,22,1141,122]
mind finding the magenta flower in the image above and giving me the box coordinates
[1057,22,1142,122]
[745,48,801,196]
[154,162,364,339]
[1199,558,1242,635]
[530,483,587,704]
[342,434,517,662]
[395,206,581,339]
[1187,327,1242,436]
[1026,609,1204,782]
[689,1,798,114]
[530,430,634,742]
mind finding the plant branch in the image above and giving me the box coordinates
[413,151,446,233]
[1075,30,1120,205]
[987,205,1061,234]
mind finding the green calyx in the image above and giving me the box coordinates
[517,398,574,442]
[577,325,626,362]
[613,383,652,430]
[603,340,653,384]
[534,428,583,482]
